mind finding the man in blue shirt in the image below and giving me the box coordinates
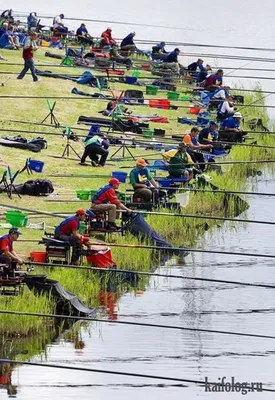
[188,59,212,83]
[120,32,136,55]
[220,112,247,142]
[152,41,168,60]
[76,23,93,45]
[163,48,181,73]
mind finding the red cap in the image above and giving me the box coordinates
[76,209,87,216]
[109,178,120,186]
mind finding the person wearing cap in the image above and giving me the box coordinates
[54,209,90,265]
[217,95,236,121]
[80,127,109,167]
[0,228,24,275]
[91,179,132,231]
[198,121,219,145]
[129,158,160,203]
[17,31,39,82]
[52,14,68,35]
[212,85,231,101]
[220,112,247,142]
[120,32,136,55]
[183,127,213,171]
[101,28,116,47]
[163,48,181,73]
[204,69,224,92]
[168,142,194,180]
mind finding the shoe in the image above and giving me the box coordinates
[106,222,120,231]
[79,162,86,165]
[34,79,42,82]
[91,160,98,167]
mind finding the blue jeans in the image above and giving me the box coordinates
[17,58,38,81]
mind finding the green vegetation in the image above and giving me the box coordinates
[0,47,275,336]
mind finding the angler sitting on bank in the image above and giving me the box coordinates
[129,158,160,203]
[80,125,109,167]
[151,41,168,60]
[54,209,90,265]
[187,59,211,84]
[198,121,219,145]
[162,48,181,74]
[168,142,194,180]
[217,95,236,121]
[52,14,68,36]
[120,32,136,55]
[90,178,132,232]
[183,127,213,171]
[204,69,224,92]
[109,43,132,69]
[220,112,247,143]
[0,228,24,276]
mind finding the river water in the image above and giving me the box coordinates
[1,1,275,398]
[2,176,275,398]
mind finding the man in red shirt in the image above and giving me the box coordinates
[91,178,132,231]
[204,69,223,92]
[101,27,116,47]
[17,31,39,82]
[55,209,89,265]
[0,227,24,276]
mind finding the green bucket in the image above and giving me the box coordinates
[180,95,190,101]
[5,210,28,227]
[146,85,158,95]
[117,192,132,202]
[132,70,141,78]
[142,129,154,138]
[76,190,90,200]
[167,91,180,100]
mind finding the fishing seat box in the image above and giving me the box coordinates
[41,235,71,264]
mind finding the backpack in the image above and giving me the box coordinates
[22,179,54,196]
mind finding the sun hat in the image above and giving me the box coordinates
[233,112,242,118]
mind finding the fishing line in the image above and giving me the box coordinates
[1,310,275,340]
[21,261,275,289]
[2,359,274,391]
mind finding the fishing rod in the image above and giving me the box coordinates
[17,260,275,289]
[184,52,275,63]
[3,359,273,391]
[128,209,275,226]
[1,309,275,340]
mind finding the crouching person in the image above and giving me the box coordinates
[91,178,132,231]
[54,209,90,265]
[0,228,24,276]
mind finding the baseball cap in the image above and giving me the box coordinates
[136,158,147,167]
[109,178,120,185]
[178,142,187,149]
[76,209,88,216]
[209,120,218,126]
[233,112,242,118]
[9,228,22,235]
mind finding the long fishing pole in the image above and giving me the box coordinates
[23,262,275,289]
[2,359,273,391]
[129,209,275,226]
[1,309,275,340]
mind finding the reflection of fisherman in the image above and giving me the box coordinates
[80,125,110,167]
[0,228,24,276]
[0,362,17,396]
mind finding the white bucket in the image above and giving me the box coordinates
[175,192,190,208]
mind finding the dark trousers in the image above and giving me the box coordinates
[54,233,82,263]
[218,130,245,143]
[17,58,38,81]
[81,144,109,166]
[188,150,206,171]
[0,254,16,276]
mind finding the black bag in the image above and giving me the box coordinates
[22,179,54,196]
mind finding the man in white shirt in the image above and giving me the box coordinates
[52,13,68,35]
[217,95,236,121]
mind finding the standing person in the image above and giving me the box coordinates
[0,228,24,276]
[17,31,39,82]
